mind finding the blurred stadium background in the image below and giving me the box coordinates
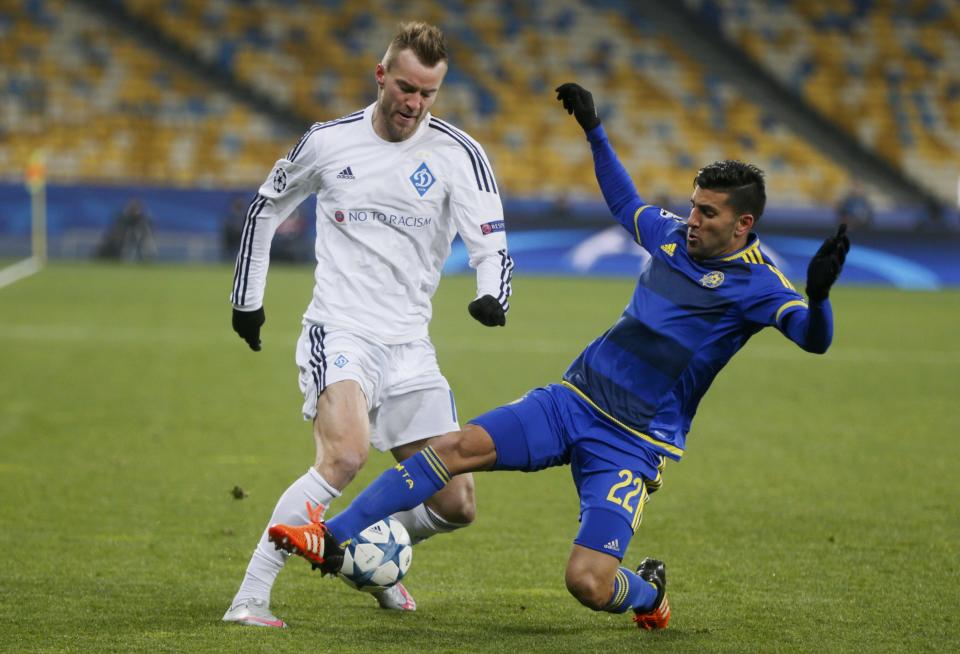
[1,0,958,285]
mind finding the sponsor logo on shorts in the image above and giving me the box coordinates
[603,539,621,552]
[480,220,505,235]
[334,355,348,368]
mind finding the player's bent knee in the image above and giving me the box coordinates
[330,447,368,475]
[450,490,477,525]
[315,440,369,484]
[565,552,617,611]
[428,497,476,526]
[428,475,476,525]
[564,569,612,611]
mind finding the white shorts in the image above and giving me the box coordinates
[295,324,460,452]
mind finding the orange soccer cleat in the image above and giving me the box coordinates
[633,558,671,630]
[267,501,343,575]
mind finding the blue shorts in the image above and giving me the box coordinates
[469,384,666,560]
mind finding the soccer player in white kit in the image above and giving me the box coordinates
[223,22,513,628]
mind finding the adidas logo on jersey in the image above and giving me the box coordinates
[337,166,355,180]
[660,243,677,256]
[603,539,620,552]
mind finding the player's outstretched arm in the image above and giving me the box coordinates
[555,83,645,232]
[781,224,851,353]
[555,82,600,132]
[806,224,850,303]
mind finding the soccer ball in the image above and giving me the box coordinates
[339,517,413,592]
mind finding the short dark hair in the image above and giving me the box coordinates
[694,160,766,221]
[384,22,448,70]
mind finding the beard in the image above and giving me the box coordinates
[377,101,421,142]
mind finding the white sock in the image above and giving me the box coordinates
[231,467,340,606]
[391,503,467,546]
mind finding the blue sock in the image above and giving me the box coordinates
[326,446,451,543]
[603,567,658,614]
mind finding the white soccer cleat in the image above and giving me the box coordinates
[222,598,288,628]
[373,582,417,611]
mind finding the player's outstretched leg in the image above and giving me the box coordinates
[633,558,670,630]
[222,598,287,628]
[268,501,344,575]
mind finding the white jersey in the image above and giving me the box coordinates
[231,104,513,344]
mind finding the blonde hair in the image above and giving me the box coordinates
[383,22,448,70]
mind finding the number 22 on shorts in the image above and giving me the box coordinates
[606,469,649,530]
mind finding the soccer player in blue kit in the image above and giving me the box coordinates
[267,82,851,630]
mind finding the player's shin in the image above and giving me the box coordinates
[602,567,658,614]
[231,467,340,605]
[326,446,451,542]
[574,510,659,615]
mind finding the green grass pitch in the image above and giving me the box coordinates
[1,262,958,653]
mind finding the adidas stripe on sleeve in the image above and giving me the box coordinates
[432,117,513,313]
[231,126,324,309]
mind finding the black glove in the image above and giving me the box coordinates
[468,295,506,327]
[805,224,851,303]
[232,307,265,351]
[555,82,601,132]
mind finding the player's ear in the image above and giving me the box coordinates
[375,63,386,89]
[736,213,755,236]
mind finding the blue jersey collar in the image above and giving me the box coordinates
[714,232,762,264]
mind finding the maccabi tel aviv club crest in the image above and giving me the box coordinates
[699,271,725,288]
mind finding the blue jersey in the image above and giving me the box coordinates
[563,210,805,460]
[562,125,832,462]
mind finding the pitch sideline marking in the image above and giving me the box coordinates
[0,257,42,290]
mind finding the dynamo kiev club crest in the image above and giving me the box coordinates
[699,271,725,288]
[409,162,436,197]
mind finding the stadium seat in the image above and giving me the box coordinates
[683,0,960,205]
[0,0,290,186]
[20,0,952,206]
